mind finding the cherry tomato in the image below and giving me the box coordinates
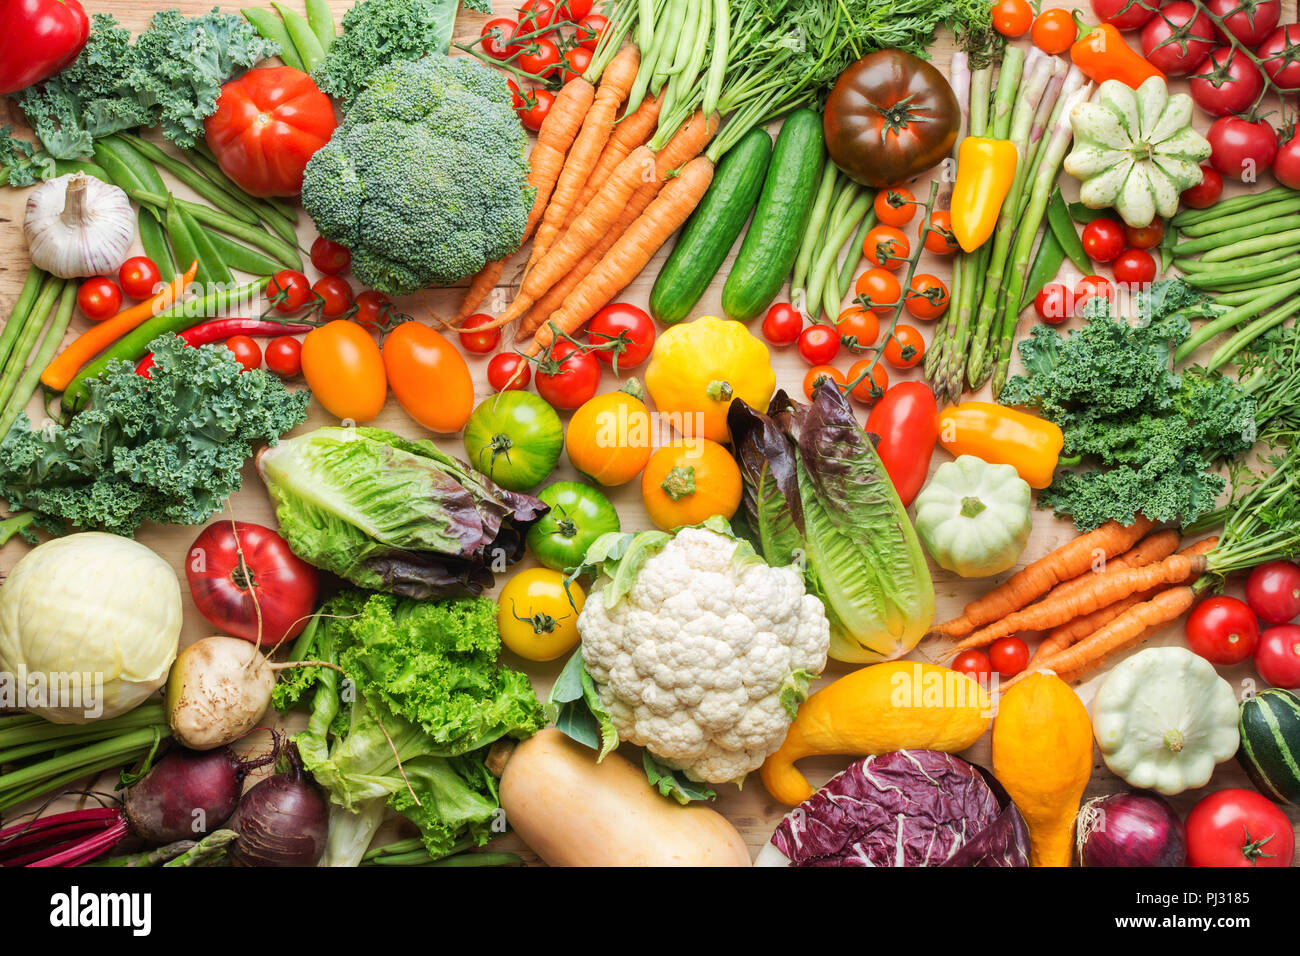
[883,324,925,369]
[1277,128,1300,190]
[224,335,262,372]
[1081,218,1125,262]
[1092,0,1162,30]
[863,224,910,270]
[1186,788,1294,868]
[264,335,302,378]
[587,302,654,371]
[555,0,593,20]
[488,352,531,391]
[1190,48,1265,117]
[951,649,992,683]
[989,636,1029,676]
[518,0,557,30]
[1034,282,1074,324]
[535,340,600,410]
[353,290,395,334]
[921,209,959,255]
[802,365,847,401]
[459,313,502,354]
[1206,115,1277,181]
[905,273,949,320]
[797,324,841,365]
[516,86,555,131]
[309,236,351,275]
[992,0,1033,37]
[517,37,562,79]
[480,16,522,59]
[77,277,122,321]
[560,46,593,83]
[1185,595,1259,665]
[1124,220,1164,249]
[846,359,889,405]
[854,268,901,315]
[117,256,162,300]
[576,13,607,50]
[1113,247,1157,288]
[312,275,354,320]
[266,270,313,314]
[1074,275,1114,314]
[1182,164,1223,208]
[761,302,803,346]
[836,306,880,352]
[1208,0,1279,45]
[1141,1,1215,75]
[873,187,916,227]
[1032,7,1077,53]
[1258,25,1300,89]
[1246,560,1300,624]
[1256,625,1300,689]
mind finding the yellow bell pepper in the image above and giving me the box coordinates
[951,137,1019,252]
[938,402,1064,489]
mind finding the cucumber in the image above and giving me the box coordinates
[1238,688,1300,805]
[721,109,825,322]
[648,127,773,325]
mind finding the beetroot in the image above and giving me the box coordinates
[124,745,273,844]
[229,742,329,867]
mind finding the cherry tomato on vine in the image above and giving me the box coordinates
[873,187,916,227]
[1246,560,1300,624]
[560,46,594,83]
[1181,164,1223,208]
[1032,8,1077,53]
[77,277,122,321]
[517,37,563,79]
[1208,0,1280,46]
[1190,48,1265,117]
[266,270,313,314]
[1207,115,1277,181]
[312,275,354,320]
[883,325,925,369]
[1074,275,1114,314]
[1093,0,1161,29]
[587,302,655,370]
[797,324,840,365]
[836,306,880,353]
[117,256,162,300]
[480,16,522,59]
[1113,248,1157,288]
[1123,220,1164,249]
[309,236,351,275]
[863,224,910,270]
[459,313,502,354]
[576,13,607,50]
[555,0,593,20]
[854,268,901,315]
[264,335,303,378]
[518,0,558,31]
[905,274,949,320]
[224,335,263,372]
[989,636,1029,676]
[921,209,959,255]
[846,359,889,405]
[535,341,600,409]
[761,302,803,346]
[992,0,1033,37]
[1034,283,1074,324]
[515,86,555,131]
[488,352,531,391]
[803,365,847,401]
[951,649,992,683]
[354,290,395,334]
[1081,218,1125,262]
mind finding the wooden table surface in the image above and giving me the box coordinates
[2,1,1297,863]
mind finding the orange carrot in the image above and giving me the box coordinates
[527,45,641,272]
[41,261,198,391]
[932,517,1155,639]
[525,157,715,357]
[567,92,663,228]
[455,261,506,323]
[1038,529,1179,607]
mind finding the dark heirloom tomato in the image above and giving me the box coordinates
[824,50,961,188]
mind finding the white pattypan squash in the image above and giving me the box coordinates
[913,455,1032,578]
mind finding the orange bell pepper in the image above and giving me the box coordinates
[1070,23,1165,88]
[938,402,1065,489]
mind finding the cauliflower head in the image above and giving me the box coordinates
[579,527,830,784]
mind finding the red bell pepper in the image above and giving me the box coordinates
[0,0,91,95]
[865,381,939,506]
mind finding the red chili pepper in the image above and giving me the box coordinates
[865,381,940,506]
[0,0,91,95]
[135,319,313,377]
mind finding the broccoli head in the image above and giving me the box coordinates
[301,56,535,297]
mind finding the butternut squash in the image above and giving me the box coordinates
[499,729,752,866]
[760,661,992,806]
[991,673,1093,867]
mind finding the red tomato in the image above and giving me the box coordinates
[1034,283,1074,324]
[864,381,939,505]
[186,521,320,646]
[1074,274,1114,314]
[883,324,925,369]
[905,274,949,320]
[761,302,803,346]
[266,270,313,314]
[951,649,992,683]
[1113,247,1157,287]
[846,359,889,405]
[1207,115,1277,180]
[989,636,1029,677]
[536,341,600,409]
[854,268,901,315]
[204,66,337,197]
[352,290,395,336]
[576,13,608,50]
[1185,595,1259,665]
[487,351,531,391]
[873,187,916,227]
[518,0,557,30]
[863,224,910,270]
[516,87,555,131]
[1032,8,1078,53]
[77,277,121,321]
[480,16,522,58]
[1258,25,1300,89]
[587,302,655,371]
[1092,0,1162,30]
[117,256,161,300]
[310,236,351,276]
[264,335,303,378]
[1208,0,1279,45]
[1246,560,1300,624]
[836,306,880,352]
[555,0,593,20]
[992,0,1033,36]
[802,365,847,401]
[798,324,841,365]
[921,210,959,255]
[1256,624,1300,688]
[1186,789,1295,868]
[312,275,354,320]
[1182,164,1223,207]
[560,46,593,83]
[224,335,263,372]
[459,313,502,354]
[1141,1,1214,75]
[1124,220,1164,249]
[1081,218,1125,262]
[1274,128,1300,190]
[517,37,562,79]
[1190,48,1265,117]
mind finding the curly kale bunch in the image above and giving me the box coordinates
[302,56,534,297]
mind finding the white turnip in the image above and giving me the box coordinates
[165,636,276,751]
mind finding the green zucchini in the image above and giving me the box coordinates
[721,108,825,321]
[648,126,772,325]
[1238,688,1300,805]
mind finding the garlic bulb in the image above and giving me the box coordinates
[23,173,135,279]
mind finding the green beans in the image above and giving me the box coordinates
[1180,254,1300,288]
[128,186,303,270]
[177,202,235,286]
[824,203,873,321]
[1174,276,1300,363]
[242,7,304,70]
[203,229,280,277]
[137,207,178,278]
[1171,186,1298,228]
[1174,213,1300,255]
[1020,226,1067,311]
[791,161,839,302]
[0,282,76,436]
[1213,269,1300,304]
[1196,228,1300,263]
[1208,297,1300,373]
[805,180,867,323]
[181,147,300,245]
[165,198,203,282]
[116,134,261,226]
[1176,196,1300,237]
[839,209,877,299]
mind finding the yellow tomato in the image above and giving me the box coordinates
[640,440,742,531]
[300,320,387,423]
[497,568,585,662]
[565,385,653,486]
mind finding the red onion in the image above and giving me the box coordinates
[1077,791,1187,867]
[229,742,329,867]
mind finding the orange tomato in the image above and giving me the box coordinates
[873,187,916,227]
[802,364,847,401]
[301,319,387,423]
[921,210,959,255]
[846,359,889,405]
[992,0,1033,36]
[853,268,901,315]
[863,224,910,270]
[640,439,742,531]
[883,324,926,369]
[381,320,474,432]
[565,387,653,485]
[835,306,880,353]
[905,274,950,320]
[1032,8,1076,54]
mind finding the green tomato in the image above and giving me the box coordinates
[526,481,620,571]
[464,391,564,492]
